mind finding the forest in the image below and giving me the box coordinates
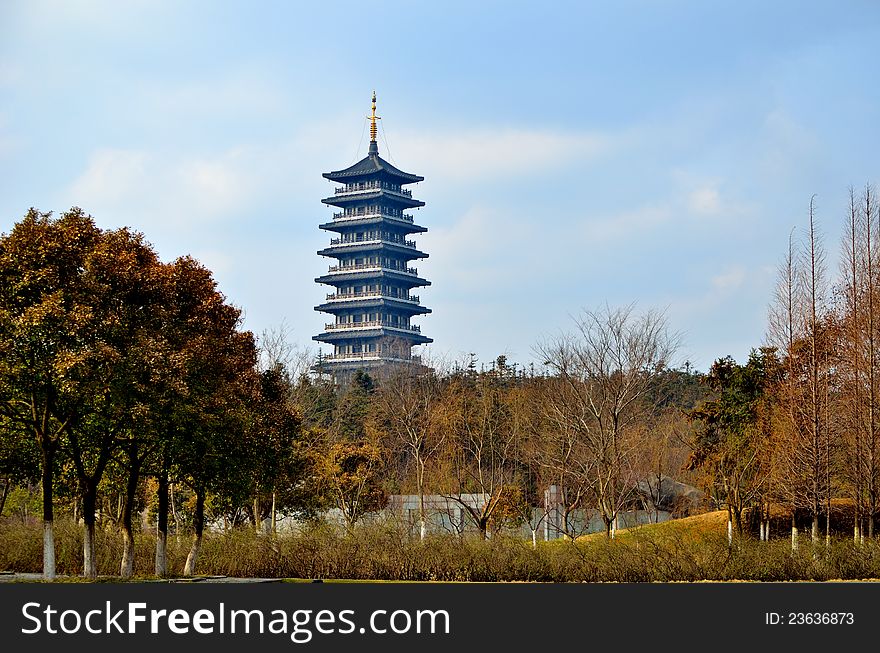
[1,192,880,581]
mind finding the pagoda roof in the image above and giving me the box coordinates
[313,327,433,346]
[319,216,427,235]
[317,241,428,260]
[323,145,424,184]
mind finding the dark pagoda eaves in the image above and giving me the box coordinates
[323,153,424,184]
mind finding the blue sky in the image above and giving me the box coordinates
[2,1,879,371]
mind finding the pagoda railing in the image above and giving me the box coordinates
[327,264,419,275]
[332,211,414,223]
[325,291,419,303]
[320,352,422,363]
[335,181,412,198]
[328,236,417,248]
[324,321,421,333]
[321,352,381,361]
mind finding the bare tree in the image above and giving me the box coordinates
[839,187,867,542]
[800,198,831,545]
[372,367,444,539]
[531,375,597,538]
[437,371,524,539]
[768,229,805,550]
[537,305,677,538]
[861,185,879,538]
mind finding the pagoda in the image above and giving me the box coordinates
[313,92,432,382]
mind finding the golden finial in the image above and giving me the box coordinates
[369,90,380,143]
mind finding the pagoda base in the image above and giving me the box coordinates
[313,355,427,386]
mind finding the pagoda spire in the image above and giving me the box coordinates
[368,90,380,155]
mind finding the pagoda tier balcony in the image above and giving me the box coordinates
[314,327,433,346]
[321,190,425,210]
[330,235,417,248]
[315,295,431,316]
[318,352,422,364]
[315,267,431,289]
[324,320,421,333]
[318,242,427,261]
[327,263,419,275]
[319,213,426,235]
[332,210,413,222]
[327,291,419,303]
[334,180,413,198]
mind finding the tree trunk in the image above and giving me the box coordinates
[811,514,819,544]
[120,455,140,578]
[41,444,56,580]
[155,471,168,576]
[417,468,426,541]
[171,482,180,539]
[183,489,205,576]
[0,476,10,517]
[253,495,262,535]
[82,485,98,579]
[791,514,798,553]
[271,491,277,537]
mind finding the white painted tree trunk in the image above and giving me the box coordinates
[791,525,798,552]
[155,531,167,577]
[183,535,201,576]
[419,519,426,541]
[759,521,765,541]
[120,530,134,578]
[532,529,537,549]
[727,518,733,545]
[83,522,97,579]
[43,521,55,581]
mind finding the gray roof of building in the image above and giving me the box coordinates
[323,150,424,184]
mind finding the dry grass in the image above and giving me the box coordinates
[576,510,729,543]
[2,514,880,582]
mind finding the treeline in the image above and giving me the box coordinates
[689,187,880,548]
[0,208,707,579]
[296,338,701,545]
[10,189,880,581]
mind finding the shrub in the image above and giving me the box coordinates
[2,517,880,581]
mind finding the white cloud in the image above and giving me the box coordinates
[65,146,260,233]
[711,265,746,291]
[759,108,818,180]
[688,187,721,215]
[393,128,608,183]
[579,204,672,243]
[68,149,149,206]
[424,206,537,286]
[135,70,287,123]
